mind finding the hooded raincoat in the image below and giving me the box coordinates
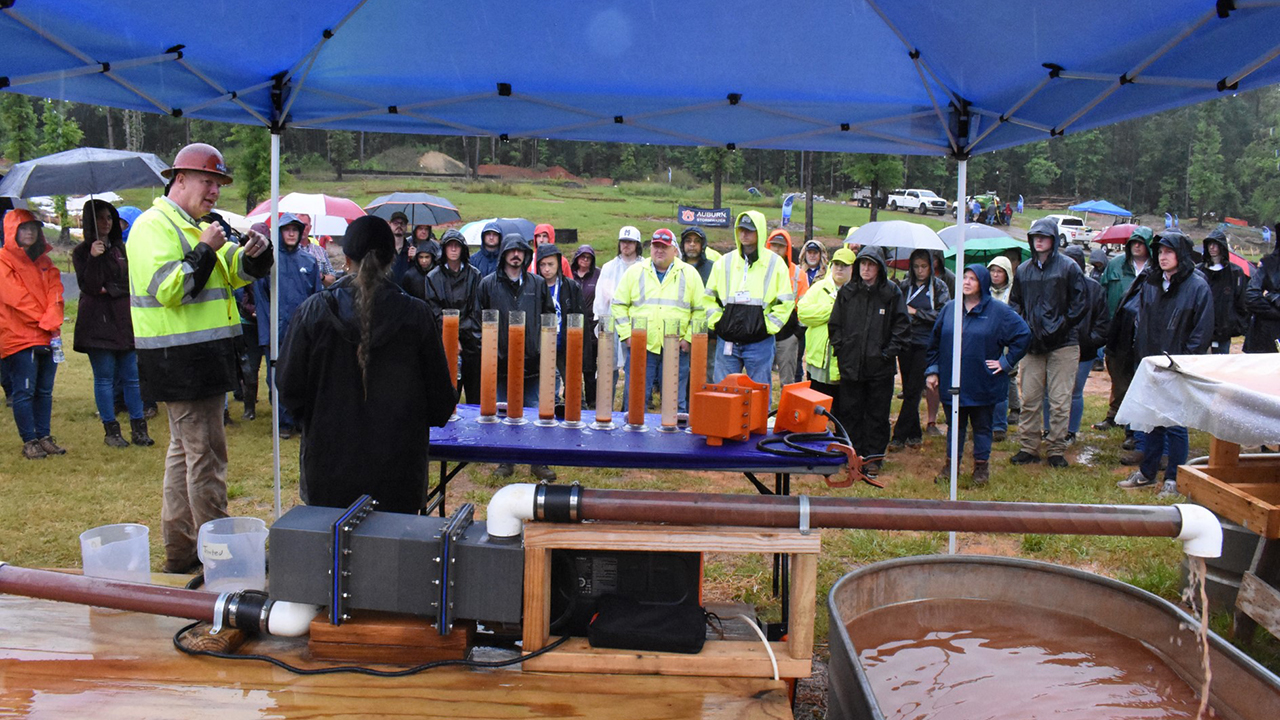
[800,240,828,285]
[477,235,554,364]
[764,229,811,344]
[71,200,134,353]
[680,226,719,285]
[986,255,1014,304]
[400,238,441,303]
[829,251,910,382]
[925,264,1030,407]
[1101,228,1153,317]
[1063,245,1110,361]
[571,244,600,312]
[1009,232,1089,355]
[704,211,795,345]
[1134,232,1214,360]
[469,221,504,278]
[0,209,63,358]
[1199,229,1246,347]
[254,214,323,350]
[425,230,483,359]
[797,270,842,383]
[1245,233,1280,352]
[899,248,951,347]
[527,224,573,278]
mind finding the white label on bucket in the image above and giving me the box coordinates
[86,536,102,551]
[202,542,233,561]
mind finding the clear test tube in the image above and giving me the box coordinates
[686,317,707,431]
[590,315,616,430]
[504,310,527,425]
[562,313,585,428]
[625,316,648,432]
[659,319,680,432]
[478,309,500,423]
[442,308,461,422]
[535,313,558,426]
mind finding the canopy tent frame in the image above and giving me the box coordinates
[6,1,1280,538]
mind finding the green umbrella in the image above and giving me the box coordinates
[942,237,1029,271]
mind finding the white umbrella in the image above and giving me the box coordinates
[845,220,947,269]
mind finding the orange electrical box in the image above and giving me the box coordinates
[719,373,770,435]
[689,387,752,445]
[774,381,834,434]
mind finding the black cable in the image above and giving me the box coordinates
[172,621,571,676]
[753,406,853,459]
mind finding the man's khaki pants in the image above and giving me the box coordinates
[162,394,229,571]
[1017,346,1077,457]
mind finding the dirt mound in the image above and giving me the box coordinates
[418,151,467,175]
[479,163,612,185]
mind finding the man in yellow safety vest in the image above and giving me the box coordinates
[127,142,273,574]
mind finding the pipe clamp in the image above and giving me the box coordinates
[798,495,811,535]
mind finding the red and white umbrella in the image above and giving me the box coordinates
[246,192,365,236]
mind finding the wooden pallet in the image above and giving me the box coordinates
[521,522,819,678]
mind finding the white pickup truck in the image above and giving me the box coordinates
[1043,214,1096,246]
[887,189,948,215]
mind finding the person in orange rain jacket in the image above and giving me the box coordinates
[765,229,810,389]
[527,223,572,278]
[0,209,66,460]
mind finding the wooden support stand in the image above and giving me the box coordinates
[308,611,474,664]
[521,522,818,678]
[1179,438,1280,641]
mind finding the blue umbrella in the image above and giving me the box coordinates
[364,191,461,226]
[0,147,168,198]
[460,217,536,246]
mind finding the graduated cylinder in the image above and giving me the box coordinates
[659,320,680,432]
[626,317,648,431]
[536,313,558,426]
[505,310,527,425]
[478,309,499,423]
[688,318,707,423]
[563,313,585,428]
[591,315,616,430]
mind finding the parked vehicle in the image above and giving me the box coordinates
[1043,213,1096,246]
[887,188,948,215]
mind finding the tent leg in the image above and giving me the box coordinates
[270,131,282,521]
[948,159,967,555]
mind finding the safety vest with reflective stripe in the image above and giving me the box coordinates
[127,197,253,349]
[610,257,706,354]
[703,248,795,336]
[797,273,840,383]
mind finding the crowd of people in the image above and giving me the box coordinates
[3,140,1280,567]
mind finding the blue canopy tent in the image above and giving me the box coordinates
[1069,199,1134,218]
[6,0,1280,534]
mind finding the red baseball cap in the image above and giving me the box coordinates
[651,228,676,246]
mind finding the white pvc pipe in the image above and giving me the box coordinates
[1175,504,1224,558]
[486,483,537,538]
[269,132,282,520]
[265,600,321,637]
[948,159,967,555]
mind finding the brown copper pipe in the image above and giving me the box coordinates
[0,564,217,621]
[576,489,1184,538]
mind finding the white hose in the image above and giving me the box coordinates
[736,614,778,681]
[486,483,537,538]
[1174,504,1224,558]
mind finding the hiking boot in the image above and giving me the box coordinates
[494,463,515,478]
[925,423,943,437]
[279,426,292,440]
[972,461,990,486]
[242,405,256,421]
[531,465,557,482]
[130,418,155,447]
[1092,418,1120,431]
[935,462,952,485]
[1120,449,1144,466]
[992,430,1006,442]
[38,436,66,455]
[1121,435,1137,451]
[1117,470,1158,490]
[103,421,130,448]
[905,437,923,449]
[1064,432,1077,445]
[1047,455,1069,468]
[144,403,158,419]
[1156,482,1183,500]
[22,440,46,460]
[1009,451,1041,465]
[887,439,905,452]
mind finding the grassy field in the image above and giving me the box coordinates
[5,176,1278,673]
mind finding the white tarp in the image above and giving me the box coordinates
[1116,354,1280,445]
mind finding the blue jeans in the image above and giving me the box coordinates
[1212,341,1231,355]
[944,404,994,462]
[2,347,56,442]
[644,348,691,414]
[87,349,144,421]
[713,336,776,390]
[1042,359,1095,434]
[1141,425,1188,483]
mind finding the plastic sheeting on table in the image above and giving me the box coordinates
[430,405,847,475]
[1116,354,1280,445]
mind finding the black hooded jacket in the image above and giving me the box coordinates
[1245,235,1280,352]
[898,248,950,347]
[1063,245,1110,360]
[477,235,554,363]
[277,274,455,514]
[425,231,482,357]
[71,200,134,353]
[1134,232,1214,360]
[535,244,586,334]
[1009,239,1090,354]
[399,240,440,302]
[1199,229,1246,346]
[829,252,911,381]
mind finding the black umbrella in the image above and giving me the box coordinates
[0,147,169,198]
[364,191,461,226]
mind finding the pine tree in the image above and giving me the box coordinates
[0,94,40,162]
[39,100,84,243]
[1187,104,1227,225]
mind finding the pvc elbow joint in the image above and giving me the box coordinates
[264,600,321,637]
[1174,503,1223,559]
[486,483,537,538]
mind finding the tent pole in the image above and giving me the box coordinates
[949,159,967,555]
[270,131,282,520]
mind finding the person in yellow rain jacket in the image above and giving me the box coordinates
[704,211,794,389]
[797,247,855,418]
[127,143,273,574]
[611,228,706,413]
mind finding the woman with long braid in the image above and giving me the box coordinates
[278,216,456,513]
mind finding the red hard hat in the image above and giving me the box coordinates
[162,143,233,184]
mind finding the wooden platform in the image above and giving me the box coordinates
[0,578,792,719]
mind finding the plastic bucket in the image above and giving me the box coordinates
[198,517,268,592]
[79,523,150,584]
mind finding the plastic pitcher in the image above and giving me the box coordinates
[80,523,150,584]
[198,517,268,592]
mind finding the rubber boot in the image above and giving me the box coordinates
[130,418,155,447]
[103,420,130,448]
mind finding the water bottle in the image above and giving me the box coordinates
[50,335,65,364]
